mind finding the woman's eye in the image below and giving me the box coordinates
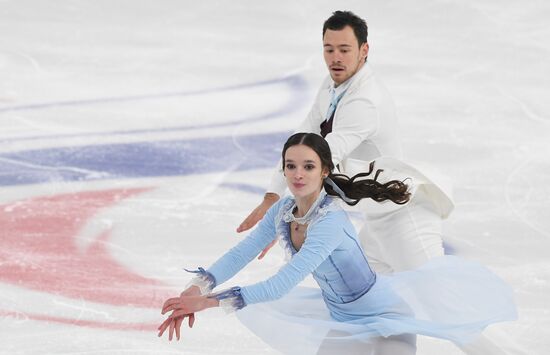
[305,164,315,170]
[285,164,295,169]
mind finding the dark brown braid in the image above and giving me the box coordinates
[324,161,410,206]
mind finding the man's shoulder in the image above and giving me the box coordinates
[345,63,393,104]
[349,63,377,90]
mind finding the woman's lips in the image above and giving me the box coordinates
[293,183,305,189]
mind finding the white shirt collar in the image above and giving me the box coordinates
[330,77,352,98]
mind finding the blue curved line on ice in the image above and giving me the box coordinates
[219,183,267,195]
[0,131,291,187]
[0,75,307,143]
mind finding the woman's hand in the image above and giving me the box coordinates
[157,312,194,341]
[158,286,207,341]
[161,294,216,318]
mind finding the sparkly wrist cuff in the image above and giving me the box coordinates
[184,267,216,295]
[208,286,246,313]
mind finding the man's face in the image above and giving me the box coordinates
[323,26,369,86]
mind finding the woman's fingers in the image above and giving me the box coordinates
[164,302,191,315]
[162,297,190,314]
[164,295,207,316]
[175,317,184,340]
[162,297,183,314]
[159,296,203,340]
[157,317,172,337]
[158,314,195,340]
[169,309,191,320]
[168,318,175,341]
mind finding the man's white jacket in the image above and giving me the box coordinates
[268,62,454,218]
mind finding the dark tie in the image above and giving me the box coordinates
[320,88,347,138]
[320,109,334,138]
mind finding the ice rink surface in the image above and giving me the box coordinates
[1,0,549,354]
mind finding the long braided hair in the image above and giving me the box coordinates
[282,133,410,206]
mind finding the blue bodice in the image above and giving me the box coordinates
[277,196,376,304]
[198,192,376,312]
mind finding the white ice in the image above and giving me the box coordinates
[0,1,549,354]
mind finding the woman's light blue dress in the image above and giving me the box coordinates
[189,192,516,354]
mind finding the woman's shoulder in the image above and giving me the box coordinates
[272,195,295,212]
[308,196,347,226]
[306,198,354,244]
[265,195,295,222]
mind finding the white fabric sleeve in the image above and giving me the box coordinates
[267,88,325,195]
[325,98,379,166]
[267,160,287,197]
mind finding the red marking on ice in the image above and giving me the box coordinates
[0,188,176,309]
[0,310,158,331]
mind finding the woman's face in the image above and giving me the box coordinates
[284,144,327,200]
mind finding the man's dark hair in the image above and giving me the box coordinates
[322,11,368,47]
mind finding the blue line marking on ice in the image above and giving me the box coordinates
[219,183,267,195]
[442,242,456,255]
[0,75,307,144]
[0,131,291,187]
[0,76,300,113]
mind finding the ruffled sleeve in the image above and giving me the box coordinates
[184,267,216,295]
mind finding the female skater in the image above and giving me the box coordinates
[158,133,516,354]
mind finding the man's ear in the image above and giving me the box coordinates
[361,42,369,59]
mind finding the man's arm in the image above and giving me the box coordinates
[237,86,326,234]
[325,98,379,166]
[236,192,280,233]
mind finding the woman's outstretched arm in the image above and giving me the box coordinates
[158,198,286,340]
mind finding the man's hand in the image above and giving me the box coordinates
[236,193,279,233]
[257,239,278,260]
